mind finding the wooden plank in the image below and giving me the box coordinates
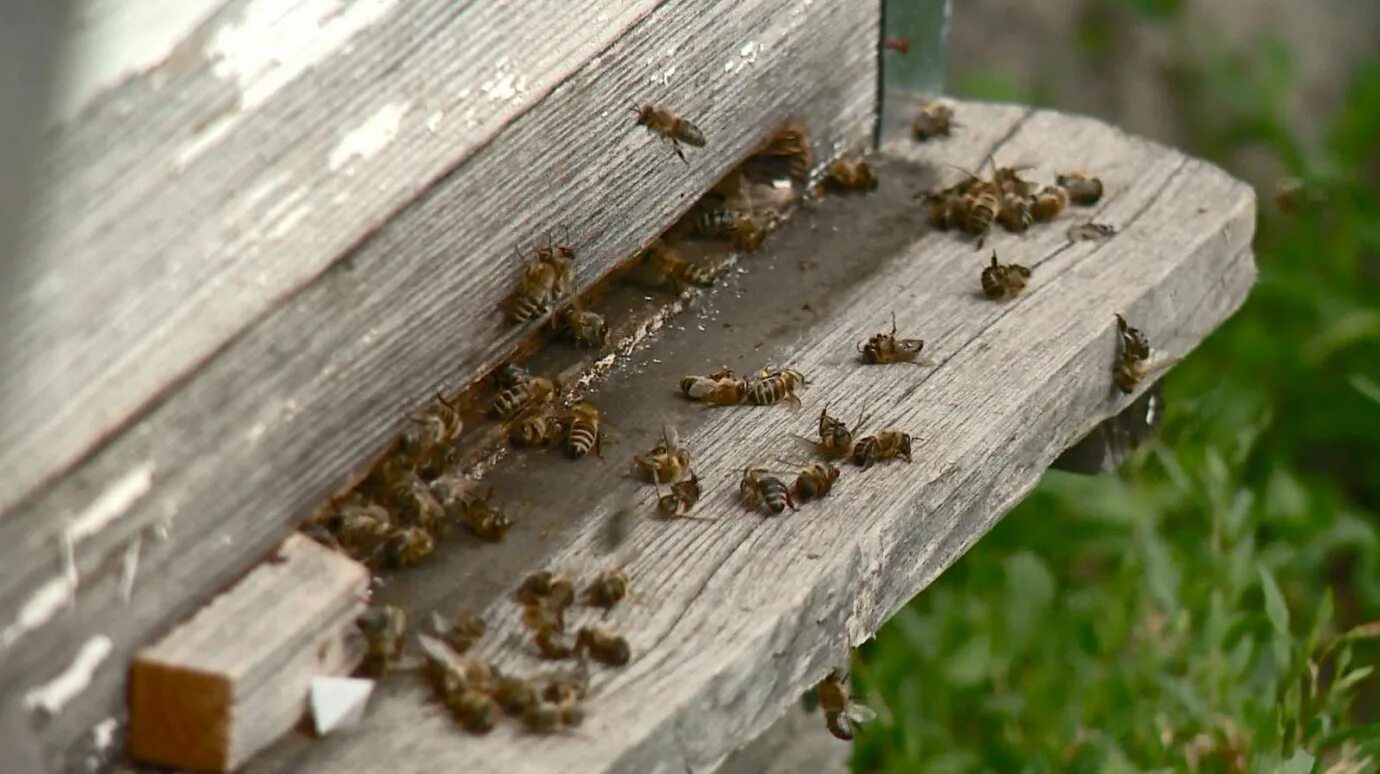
[0,0,879,763]
[128,535,368,772]
[242,103,1256,772]
[0,0,689,517]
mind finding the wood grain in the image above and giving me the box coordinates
[244,103,1256,773]
[0,0,879,763]
[128,535,367,772]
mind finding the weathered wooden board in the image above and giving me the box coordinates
[243,103,1257,773]
[0,0,879,764]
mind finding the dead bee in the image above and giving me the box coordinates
[564,401,604,459]
[747,367,808,407]
[576,626,631,667]
[1030,185,1069,222]
[392,470,447,533]
[740,466,797,515]
[912,101,955,141]
[582,567,630,609]
[1057,171,1104,205]
[1067,222,1117,242]
[417,633,496,696]
[446,689,499,734]
[859,312,928,365]
[883,35,910,54]
[532,619,576,660]
[522,701,585,733]
[335,498,392,561]
[818,670,877,741]
[924,191,970,231]
[997,192,1033,233]
[811,405,860,459]
[632,103,706,162]
[541,666,591,705]
[640,239,718,291]
[790,460,840,501]
[400,392,464,477]
[1114,313,1153,393]
[515,570,577,609]
[680,374,749,406]
[492,673,540,717]
[356,605,407,676]
[633,425,692,483]
[386,525,436,568]
[431,609,486,654]
[825,156,878,192]
[655,470,705,518]
[509,406,570,449]
[492,375,558,420]
[457,487,514,542]
[993,164,1037,198]
[963,183,1001,241]
[979,251,1031,301]
[550,302,608,348]
[852,429,913,469]
[495,362,532,390]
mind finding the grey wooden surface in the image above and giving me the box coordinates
[0,0,879,765]
[240,103,1257,773]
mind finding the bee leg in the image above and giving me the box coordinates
[671,138,687,164]
[785,491,798,512]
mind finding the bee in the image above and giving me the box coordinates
[818,670,877,741]
[431,609,486,654]
[730,214,769,253]
[680,374,749,406]
[541,666,591,705]
[742,121,812,184]
[640,240,718,291]
[564,401,604,459]
[979,251,1031,301]
[386,525,435,568]
[993,164,1036,198]
[457,486,514,542]
[492,674,540,716]
[504,242,576,323]
[911,101,955,141]
[1114,313,1153,393]
[515,570,577,609]
[633,426,692,483]
[356,605,407,676]
[883,36,910,54]
[1030,185,1069,222]
[509,406,570,449]
[962,183,1000,241]
[522,701,585,733]
[446,689,499,734]
[632,103,706,162]
[792,461,840,501]
[335,498,392,561]
[400,392,464,477]
[492,375,558,420]
[495,362,532,390]
[417,633,496,696]
[812,405,860,459]
[852,429,913,469]
[655,470,705,519]
[825,157,878,192]
[924,192,970,231]
[392,470,447,533]
[582,567,630,609]
[576,626,631,667]
[747,367,807,407]
[1057,171,1104,205]
[997,192,1033,233]
[532,620,576,660]
[1067,222,1117,242]
[740,466,797,515]
[859,312,928,365]
[551,303,608,348]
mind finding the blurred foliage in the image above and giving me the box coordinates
[856,4,1380,772]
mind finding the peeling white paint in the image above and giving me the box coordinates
[268,203,315,240]
[329,101,408,171]
[172,114,236,172]
[92,717,118,750]
[1,576,76,650]
[119,536,142,604]
[24,636,113,716]
[426,110,445,133]
[243,170,294,211]
[68,462,155,544]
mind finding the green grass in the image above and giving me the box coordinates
[854,15,1380,773]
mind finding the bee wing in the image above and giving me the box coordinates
[430,610,450,635]
[663,423,680,450]
[843,702,878,725]
[416,632,463,669]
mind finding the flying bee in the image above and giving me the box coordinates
[515,570,577,609]
[997,192,1033,233]
[633,425,692,483]
[656,470,705,519]
[522,701,585,733]
[492,674,540,716]
[639,240,718,291]
[386,525,435,568]
[632,103,706,163]
[818,670,877,741]
[576,626,631,667]
[582,567,630,609]
[859,312,928,365]
[912,101,955,141]
[509,406,570,449]
[1057,171,1104,205]
[980,251,1031,301]
[1030,184,1069,222]
[1114,313,1153,393]
[1067,222,1117,242]
[356,605,407,676]
[883,35,910,54]
[431,609,486,654]
[748,367,807,407]
[852,429,913,469]
[492,375,558,420]
[564,401,604,459]
[740,466,797,515]
[825,157,879,192]
[551,303,608,349]
[457,487,514,542]
[791,460,840,501]
[681,374,749,406]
